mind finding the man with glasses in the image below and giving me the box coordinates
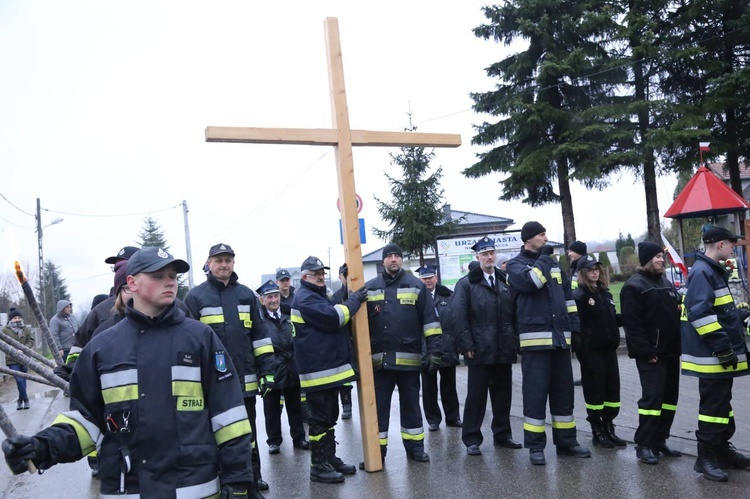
[364,243,444,465]
[291,256,368,483]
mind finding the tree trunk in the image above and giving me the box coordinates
[557,158,576,249]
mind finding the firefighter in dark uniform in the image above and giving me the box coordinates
[331,263,355,420]
[417,265,462,432]
[276,269,295,315]
[568,240,587,290]
[681,226,750,481]
[256,280,308,454]
[507,221,590,466]
[184,243,277,492]
[2,247,262,498]
[453,237,520,456]
[573,255,626,449]
[291,256,368,483]
[621,241,682,465]
[364,243,444,464]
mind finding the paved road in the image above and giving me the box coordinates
[1,351,750,498]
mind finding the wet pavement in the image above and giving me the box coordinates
[1,351,750,498]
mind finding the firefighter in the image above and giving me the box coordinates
[568,240,587,290]
[256,280,308,455]
[573,255,626,449]
[364,243,444,465]
[184,243,277,492]
[681,226,750,481]
[291,256,368,483]
[621,241,682,465]
[2,247,262,498]
[507,222,590,466]
[331,263,355,420]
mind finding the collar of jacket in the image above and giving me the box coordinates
[381,268,405,285]
[207,270,239,289]
[300,279,327,296]
[694,251,731,278]
[435,284,453,297]
[520,248,540,259]
[125,300,184,327]
[468,266,500,285]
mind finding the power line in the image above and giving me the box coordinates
[0,192,34,217]
[42,203,181,218]
[0,214,34,229]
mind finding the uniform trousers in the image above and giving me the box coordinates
[697,377,735,445]
[577,348,621,424]
[243,396,262,480]
[634,356,679,446]
[521,349,579,449]
[461,364,513,447]
[262,385,306,446]
[374,369,424,452]
[421,365,460,426]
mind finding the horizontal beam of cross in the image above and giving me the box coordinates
[205,126,462,148]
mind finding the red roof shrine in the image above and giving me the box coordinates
[665,166,750,219]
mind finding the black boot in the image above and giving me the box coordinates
[695,442,729,482]
[16,399,22,411]
[716,441,750,469]
[340,388,353,420]
[603,422,627,447]
[327,431,356,475]
[252,445,269,491]
[359,445,387,470]
[591,423,614,448]
[310,439,344,483]
[636,446,658,464]
[653,440,682,457]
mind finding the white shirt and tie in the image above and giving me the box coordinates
[485,272,495,289]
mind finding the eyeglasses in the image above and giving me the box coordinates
[310,271,326,277]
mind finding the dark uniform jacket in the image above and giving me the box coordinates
[430,284,460,366]
[261,307,299,389]
[507,249,580,351]
[453,267,518,365]
[681,252,750,378]
[184,272,276,397]
[573,285,620,352]
[35,303,253,497]
[280,286,296,316]
[365,269,443,371]
[291,280,362,392]
[620,269,681,361]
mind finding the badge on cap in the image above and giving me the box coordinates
[215,350,227,373]
[157,248,169,259]
[118,248,126,257]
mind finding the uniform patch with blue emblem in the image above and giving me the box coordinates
[215,350,228,373]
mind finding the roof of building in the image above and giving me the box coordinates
[707,162,750,181]
[445,207,514,225]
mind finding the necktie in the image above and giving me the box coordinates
[275,312,281,320]
[489,275,495,289]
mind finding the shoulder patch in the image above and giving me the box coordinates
[214,350,228,373]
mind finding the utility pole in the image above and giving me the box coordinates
[36,198,45,313]
[182,200,195,288]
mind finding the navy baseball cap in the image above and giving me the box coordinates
[105,246,139,264]
[127,247,189,276]
[577,254,600,270]
[276,269,291,280]
[301,256,329,272]
[208,243,235,258]
[702,226,741,244]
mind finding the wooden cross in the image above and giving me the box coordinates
[205,17,461,471]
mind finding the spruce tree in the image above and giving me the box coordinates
[137,216,189,298]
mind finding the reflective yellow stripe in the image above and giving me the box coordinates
[52,414,96,455]
[395,358,421,367]
[102,385,139,404]
[520,339,553,347]
[300,367,356,390]
[200,315,224,325]
[696,322,721,335]
[662,403,677,412]
[567,305,577,313]
[698,414,730,425]
[238,312,253,328]
[215,419,252,446]
[532,268,547,286]
[681,359,749,374]
[254,344,275,356]
[551,420,576,429]
[586,403,604,411]
[379,437,388,445]
[424,327,441,337]
[172,380,203,397]
[401,431,425,441]
[638,408,661,416]
[310,432,326,442]
[523,422,546,433]
[603,401,621,408]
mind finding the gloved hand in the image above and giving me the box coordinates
[220,482,251,498]
[717,350,739,370]
[540,245,554,256]
[2,435,48,474]
[427,355,442,375]
[349,286,369,303]
[53,364,73,382]
[258,375,275,397]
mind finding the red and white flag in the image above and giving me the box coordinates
[699,142,711,151]
[661,232,688,277]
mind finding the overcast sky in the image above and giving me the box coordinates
[0,1,679,311]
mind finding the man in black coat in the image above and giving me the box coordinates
[453,236,521,456]
[417,265,462,432]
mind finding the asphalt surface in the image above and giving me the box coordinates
[1,351,750,498]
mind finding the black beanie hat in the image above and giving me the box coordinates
[638,241,663,266]
[521,221,546,242]
[569,240,587,255]
[382,243,403,260]
[7,308,22,321]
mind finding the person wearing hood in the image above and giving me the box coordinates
[2,309,35,410]
[49,300,78,362]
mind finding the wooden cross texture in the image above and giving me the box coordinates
[205,17,461,472]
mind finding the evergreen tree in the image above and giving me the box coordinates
[467,0,626,249]
[37,261,71,321]
[137,216,189,298]
[373,122,460,266]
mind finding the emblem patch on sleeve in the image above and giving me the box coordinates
[215,350,228,373]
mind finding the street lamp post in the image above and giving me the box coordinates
[35,198,63,315]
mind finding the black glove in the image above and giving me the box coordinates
[220,482,252,499]
[717,350,738,370]
[349,286,369,303]
[427,355,442,375]
[53,364,73,382]
[540,244,554,256]
[2,435,48,474]
[258,375,275,397]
